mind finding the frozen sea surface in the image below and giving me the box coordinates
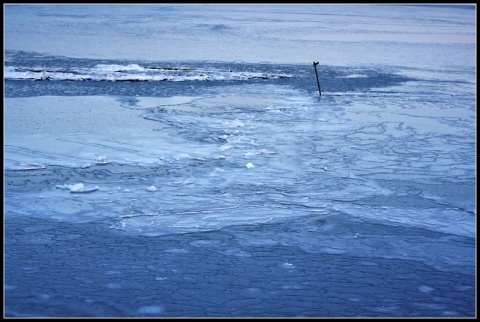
[3,4,476,318]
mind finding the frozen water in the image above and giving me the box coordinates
[4,4,475,68]
[3,4,476,318]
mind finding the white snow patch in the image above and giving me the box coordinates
[137,305,165,314]
[418,285,435,293]
[56,183,99,193]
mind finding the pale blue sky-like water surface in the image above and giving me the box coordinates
[3,4,476,318]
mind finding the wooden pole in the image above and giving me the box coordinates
[313,61,321,96]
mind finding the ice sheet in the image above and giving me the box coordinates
[4,4,476,318]
[4,4,475,68]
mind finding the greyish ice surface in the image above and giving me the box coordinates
[3,4,476,318]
